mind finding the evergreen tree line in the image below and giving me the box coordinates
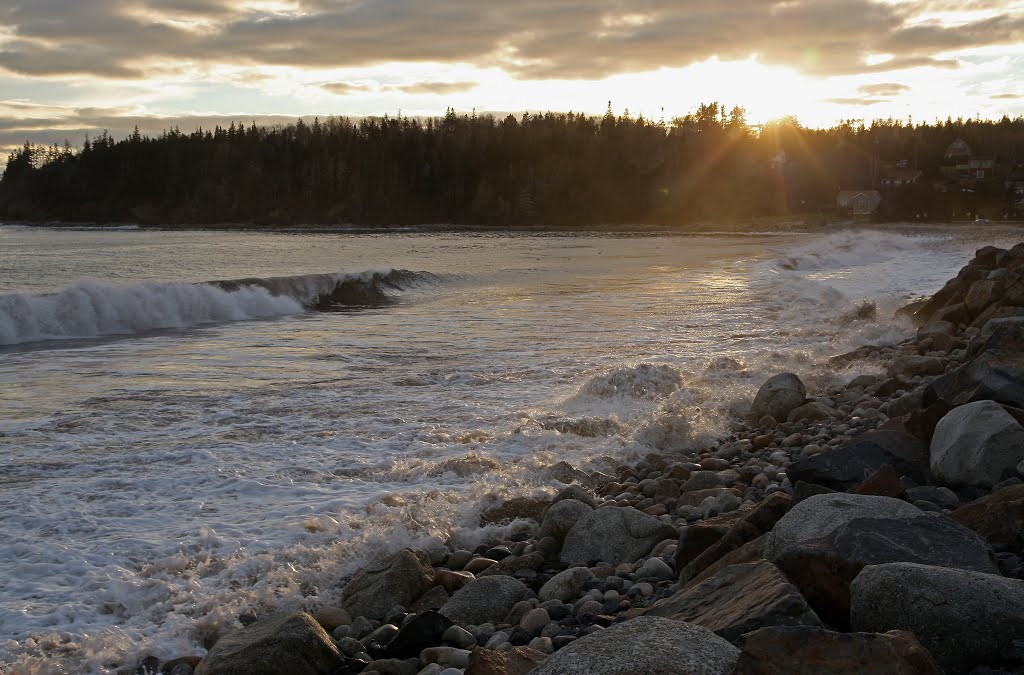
[1,104,1023,226]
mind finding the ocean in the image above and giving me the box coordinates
[0,224,1018,673]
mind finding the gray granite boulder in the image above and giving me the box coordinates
[750,373,806,422]
[642,560,821,642]
[538,566,595,603]
[930,399,1024,487]
[560,506,677,565]
[439,575,532,626]
[530,616,740,675]
[538,499,593,543]
[765,493,999,627]
[341,549,435,620]
[195,612,342,675]
[851,562,1024,674]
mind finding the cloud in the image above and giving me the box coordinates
[825,97,889,106]
[393,81,477,95]
[321,82,374,95]
[0,0,1021,82]
[991,93,1022,99]
[858,82,911,96]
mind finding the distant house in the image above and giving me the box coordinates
[836,190,882,215]
[942,137,996,182]
[879,165,923,190]
[1007,165,1024,213]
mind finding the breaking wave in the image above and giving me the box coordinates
[0,269,433,346]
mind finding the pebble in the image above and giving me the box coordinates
[441,625,476,649]
[519,608,550,635]
[464,557,497,574]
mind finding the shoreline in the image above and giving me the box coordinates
[106,245,1024,674]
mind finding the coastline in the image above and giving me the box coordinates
[97,244,1024,675]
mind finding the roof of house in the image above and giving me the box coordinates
[837,190,881,199]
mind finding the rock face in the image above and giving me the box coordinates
[951,483,1024,548]
[925,316,1024,410]
[560,506,677,565]
[678,492,790,584]
[530,616,740,675]
[733,626,939,675]
[750,373,807,422]
[439,575,532,626]
[195,612,342,675]
[929,399,1024,487]
[764,493,999,626]
[642,561,821,642]
[851,562,1024,674]
[341,549,435,621]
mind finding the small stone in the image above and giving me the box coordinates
[635,557,674,581]
[519,608,550,635]
[441,625,476,649]
[464,557,498,574]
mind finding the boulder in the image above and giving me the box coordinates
[530,616,740,675]
[750,373,807,423]
[642,561,821,642]
[951,483,1024,548]
[851,562,1024,674]
[787,440,922,492]
[480,498,550,526]
[560,506,677,565]
[786,402,834,424]
[382,610,453,659]
[675,508,752,570]
[733,626,939,674]
[536,565,593,602]
[537,499,593,543]
[342,549,434,621]
[924,317,1024,409]
[679,492,790,584]
[685,535,767,588]
[464,647,547,675]
[439,576,532,626]
[930,400,1024,487]
[195,612,342,675]
[887,356,945,380]
[916,321,960,352]
[764,493,999,626]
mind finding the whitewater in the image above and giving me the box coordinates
[0,224,1019,674]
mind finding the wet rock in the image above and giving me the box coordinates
[342,549,435,621]
[434,569,474,593]
[311,606,351,634]
[764,493,999,627]
[684,470,726,492]
[538,499,593,543]
[750,373,807,424]
[477,552,544,578]
[480,498,550,526]
[851,562,1024,674]
[439,576,533,626]
[552,484,598,508]
[951,483,1024,548]
[733,626,939,674]
[560,506,677,566]
[930,399,1024,487]
[546,461,596,486]
[463,646,547,675]
[464,558,498,575]
[382,610,453,659]
[642,560,821,642]
[194,612,342,675]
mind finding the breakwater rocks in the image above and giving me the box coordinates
[139,245,1024,675]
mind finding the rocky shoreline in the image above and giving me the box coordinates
[134,245,1024,675]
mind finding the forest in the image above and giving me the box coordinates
[1,104,1023,227]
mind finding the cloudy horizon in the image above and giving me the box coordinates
[1,0,1022,154]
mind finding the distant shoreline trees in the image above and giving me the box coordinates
[2,106,1022,226]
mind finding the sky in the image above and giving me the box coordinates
[1,0,1023,154]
